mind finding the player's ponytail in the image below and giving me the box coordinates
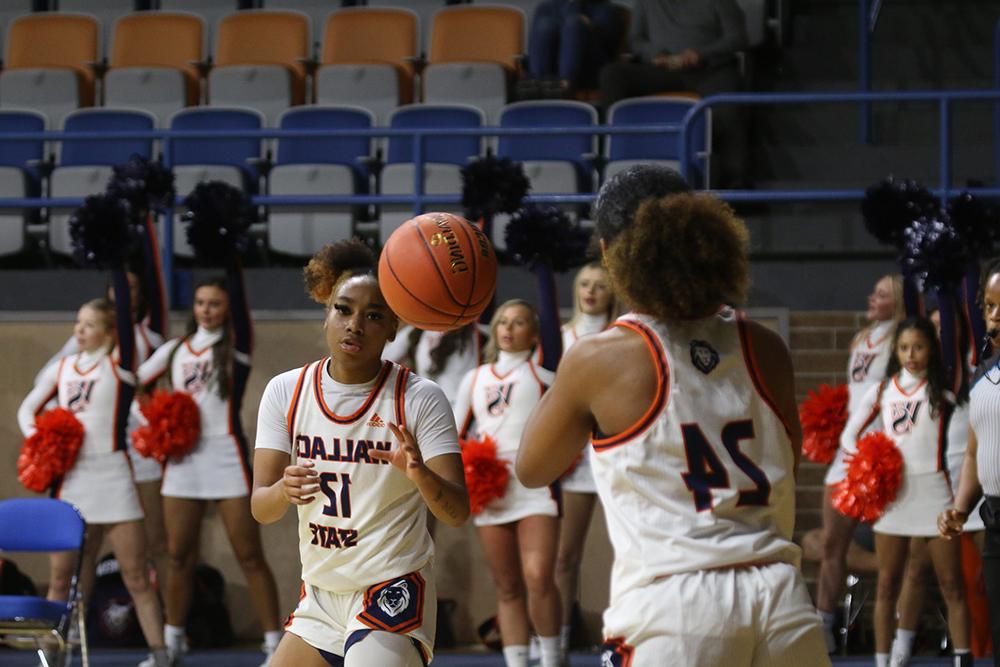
[303,239,377,307]
[604,192,750,322]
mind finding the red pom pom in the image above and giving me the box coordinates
[832,431,904,522]
[799,383,849,464]
[131,390,201,463]
[460,435,510,515]
[18,408,85,493]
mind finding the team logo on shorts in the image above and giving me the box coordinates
[599,638,634,667]
[358,571,425,634]
[690,340,720,375]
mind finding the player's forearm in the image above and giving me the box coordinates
[412,467,470,527]
[251,482,292,524]
[954,452,983,515]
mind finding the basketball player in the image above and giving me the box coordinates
[517,167,829,666]
[18,271,170,667]
[251,240,469,667]
[137,268,282,666]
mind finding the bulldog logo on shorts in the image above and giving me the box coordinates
[377,580,411,618]
[358,571,425,634]
[599,638,634,667]
[690,340,720,375]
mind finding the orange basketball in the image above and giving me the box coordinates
[378,212,498,332]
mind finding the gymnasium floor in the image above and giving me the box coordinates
[0,650,993,666]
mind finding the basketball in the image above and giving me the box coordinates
[378,212,498,332]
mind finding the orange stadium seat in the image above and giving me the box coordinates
[428,5,524,71]
[212,10,310,109]
[2,13,99,109]
[320,7,418,106]
[109,12,205,106]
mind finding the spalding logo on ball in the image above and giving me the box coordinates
[378,212,498,332]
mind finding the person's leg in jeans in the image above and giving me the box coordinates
[558,7,587,88]
[528,0,563,79]
[582,1,623,87]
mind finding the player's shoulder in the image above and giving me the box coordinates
[264,363,317,397]
[403,369,449,402]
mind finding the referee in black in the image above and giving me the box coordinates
[940,261,1000,667]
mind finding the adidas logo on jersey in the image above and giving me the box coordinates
[367,413,386,428]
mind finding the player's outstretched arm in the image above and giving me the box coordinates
[518,336,597,487]
[371,423,470,527]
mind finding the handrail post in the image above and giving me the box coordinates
[413,131,425,218]
[940,98,952,205]
[859,0,872,144]
[161,133,174,309]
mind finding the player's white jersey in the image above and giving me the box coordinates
[846,320,895,416]
[288,359,435,593]
[461,350,554,457]
[55,350,133,459]
[878,371,945,475]
[591,311,800,601]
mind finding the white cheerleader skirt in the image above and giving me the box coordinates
[128,444,164,484]
[874,471,954,537]
[560,445,596,494]
[57,451,144,524]
[161,433,252,500]
[474,466,561,527]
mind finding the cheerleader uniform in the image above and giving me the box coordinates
[558,313,608,494]
[825,319,896,486]
[255,358,460,663]
[591,312,825,665]
[454,350,561,526]
[383,325,483,405]
[851,371,956,537]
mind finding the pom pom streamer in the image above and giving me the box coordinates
[460,435,510,515]
[505,204,590,271]
[948,191,999,258]
[861,177,936,247]
[69,193,135,268]
[17,408,85,493]
[900,215,970,291]
[832,431,904,522]
[798,383,849,465]
[461,156,530,223]
[107,153,176,216]
[182,181,252,264]
[132,390,201,463]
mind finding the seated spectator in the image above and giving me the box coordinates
[599,0,749,188]
[527,0,622,95]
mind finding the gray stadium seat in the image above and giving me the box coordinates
[0,168,27,256]
[269,165,356,256]
[104,68,189,128]
[0,69,80,129]
[208,65,293,127]
[315,64,400,127]
[422,62,507,125]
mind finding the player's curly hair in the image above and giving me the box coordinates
[303,239,377,306]
[593,164,691,250]
[604,193,750,321]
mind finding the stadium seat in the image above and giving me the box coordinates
[0,13,100,126]
[378,104,484,243]
[471,0,541,45]
[0,499,88,667]
[49,108,157,257]
[604,94,711,187]
[105,11,205,123]
[56,0,134,49]
[0,110,46,256]
[260,0,335,41]
[209,9,311,123]
[167,106,265,257]
[365,0,445,56]
[158,0,238,49]
[317,7,418,113]
[422,63,507,124]
[427,4,524,73]
[268,105,375,256]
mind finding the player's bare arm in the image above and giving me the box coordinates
[745,318,803,474]
[370,422,470,526]
[251,448,320,524]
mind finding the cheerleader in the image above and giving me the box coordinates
[136,267,281,666]
[452,267,564,667]
[847,317,971,667]
[251,240,469,667]
[18,272,169,667]
[554,260,617,654]
[816,274,904,651]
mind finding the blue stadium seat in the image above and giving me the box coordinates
[605,95,711,187]
[0,110,45,256]
[497,100,597,192]
[167,106,264,190]
[275,105,374,187]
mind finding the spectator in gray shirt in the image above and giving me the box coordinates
[600,0,749,189]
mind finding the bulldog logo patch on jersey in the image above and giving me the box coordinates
[358,571,425,634]
[690,340,719,375]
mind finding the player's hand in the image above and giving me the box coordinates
[282,460,319,505]
[937,508,968,539]
[371,423,427,481]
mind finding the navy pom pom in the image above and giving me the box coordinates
[900,215,970,291]
[504,204,590,272]
[182,181,252,264]
[861,177,937,246]
[948,191,999,257]
[69,193,135,268]
[462,156,530,222]
[107,153,176,217]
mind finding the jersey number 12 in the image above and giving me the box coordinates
[319,472,353,518]
[680,420,771,511]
